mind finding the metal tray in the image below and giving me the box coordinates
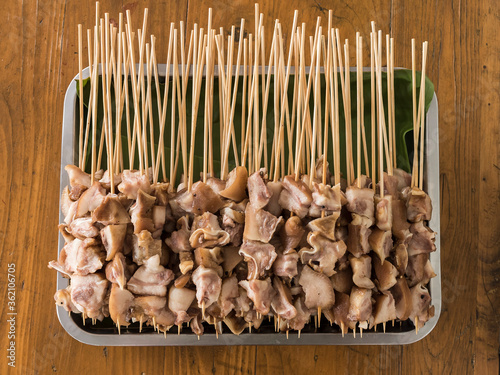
[57,65,441,346]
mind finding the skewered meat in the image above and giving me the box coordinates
[68,217,100,239]
[403,186,432,222]
[393,168,412,191]
[373,256,398,291]
[206,177,227,195]
[118,170,152,199]
[168,286,196,325]
[49,238,105,277]
[243,203,283,243]
[220,166,248,202]
[248,169,272,210]
[299,232,347,277]
[279,175,313,218]
[281,216,305,250]
[311,182,343,213]
[190,212,230,248]
[75,181,107,218]
[331,267,354,294]
[169,188,194,216]
[192,265,222,309]
[165,216,191,253]
[132,230,162,265]
[92,194,131,225]
[307,213,340,242]
[65,165,93,199]
[390,278,412,321]
[406,254,436,287]
[374,195,393,231]
[380,172,399,197]
[194,247,224,275]
[408,221,436,256]
[222,246,243,275]
[101,224,127,260]
[239,240,277,280]
[350,255,375,289]
[223,312,247,335]
[127,255,174,296]
[353,175,372,189]
[179,251,194,274]
[219,275,239,317]
[61,186,73,218]
[299,265,335,310]
[54,286,80,313]
[409,283,434,324]
[347,287,372,323]
[271,277,297,320]
[105,253,129,289]
[129,189,156,234]
[347,223,372,257]
[289,296,311,331]
[369,228,393,263]
[191,181,224,214]
[239,278,276,315]
[221,207,245,246]
[99,170,122,189]
[332,291,357,332]
[392,243,409,276]
[152,182,171,206]
[265,181,283,216]
[273,249,299,279]
[345,186,375,225]
[70,273,109,320]
[391,198,412,242]
[369,291,397,328]
[109,284,134,327]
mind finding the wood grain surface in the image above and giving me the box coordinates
[1,0,499,374]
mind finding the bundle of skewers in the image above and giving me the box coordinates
[50,3,437,338]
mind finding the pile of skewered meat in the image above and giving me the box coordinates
[50,163,435,336]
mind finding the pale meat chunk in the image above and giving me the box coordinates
[220,166,248,202]
[311,182,343,213]
[375,195,393,231]
[190,212,230,248]
[99,170,122,190]
[75,182,107,218]
[265,181,283,217]
[299,232,347,277]
[392,243,409,276]
[109,284,135,327]
[152,182,171,206]
[165,216,191,253]
[179,251,194,275]
[369,291,397,329]
[352,175,372,189]
[239,278,276,315]
[49,238,105,277]
[219,275,239,317]
[132,230,162,265]
[345,186,375,225]
[206,177,226,195]
[223,312,247,335]
[271,277,297,320]
[222,246,244,275]
[118,170,152,199]
[101,224,127,260]
[243,203,283,243]
[239,240,277,280]
[273,249,299,279]
[70,273,109,320]
[194,247,223,275]
[127,255,174,296]
[406,254,436,287]
[369,228,393,263]
[54,286,80,313]
[347,223,372,258]
[130,189,156,234]
[191,181,224,214]
[307,213,340,242]
[169,188,193,217]
[408,221,436,256]
[391,198,412,242]
[152,205,167,238]
[280,216,305,251]
[105,253,129,289]
[330,267,354,294]
[373,256,398,291]
[247,169,272,210]
[61,186,73,218]
[233,287,252,318]
[92,194,131,225]
[65,165,92,199]
[380,172,399,197]
[390,277,412,321]
[350,255,375,289]
[289,296,311,331]
[332,291,357,332]
[403,186,432,222]
[168,286,196,325]
[347,287,372,323]
[409,283,434,324]
[192,265,222,309]
[279,175,313,218]
[298,265,335,310]
[221,213,244,247]
[190,312,205,336]
[68,217,99,239]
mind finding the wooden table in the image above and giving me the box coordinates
[1,0,498,373]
